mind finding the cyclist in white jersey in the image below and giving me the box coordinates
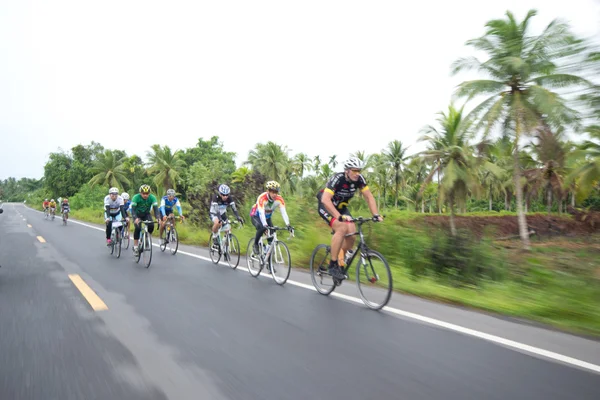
[104,187,129,245]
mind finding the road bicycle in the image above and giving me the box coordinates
[134,220,154,268]
[309,216,392,310]
[246,226,294,285]
[209,219,242,269]
[160,215,183,255]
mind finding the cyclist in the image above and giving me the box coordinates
[130,184,160,256]
[48,199,57,217]
[42,199,50,213]
[317,157,383,280]
[104,187,129,246]
[159,188,185,245]
[209,184,244,246]
[61,198,70,221]
[121,192,131,238]
[249,181,293,255]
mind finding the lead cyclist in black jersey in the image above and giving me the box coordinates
[316,157,383,280]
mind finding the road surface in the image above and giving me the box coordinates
[0,203,598,400]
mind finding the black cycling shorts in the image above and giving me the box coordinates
[317,202,352,228]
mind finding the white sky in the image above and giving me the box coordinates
[1,0,599,180]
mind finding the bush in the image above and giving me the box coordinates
[70,184,106,209]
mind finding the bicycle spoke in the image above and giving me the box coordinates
[356,250,392,310]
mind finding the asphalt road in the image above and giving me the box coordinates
[1,203,598,400]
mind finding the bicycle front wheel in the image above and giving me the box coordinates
[270,241,291,285]
[310,244,336,295]
[160,227,167,252]
[225,234,240,269]
[124,226,130,250]
[246,239,262,277]
[143,230,153,268]
[169,227,179,255]
[356,250,393,310]
[209,234,221,264]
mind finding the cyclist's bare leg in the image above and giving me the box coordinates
[330,220,352,263]
[211,217,222,235]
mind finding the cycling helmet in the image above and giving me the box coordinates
[343,157,365,170]
[51,199,55,202]
[63,198,68,202]
[139,184,151,194]
[166,189,176,197]
[121,192,129,200]
[218,184,230,195]
[44,199,48,201]
[109,187,119,194]
[265,181,280,192]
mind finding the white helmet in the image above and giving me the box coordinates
[121,192,129,200]
[344,157,365,170]
[218,184,230,195]
[166,189,176,196]
[109,187,119,194]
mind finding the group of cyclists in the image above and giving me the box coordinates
[44,157,383,280]
[42,198,70,221]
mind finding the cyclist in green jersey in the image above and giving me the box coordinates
[130,184,160,256]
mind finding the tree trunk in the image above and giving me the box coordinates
[421,198,425,213]
[514,121,530,250]
[449,194,457,236]
[505,192,509,211]
[394,170,399,209]
[546,185,552,215]
[571,191,575,207]
[437,160,442,213]
[489,186,493,211]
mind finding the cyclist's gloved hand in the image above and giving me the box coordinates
[373,214,383,222]
[287,225,294,232]
[238,217,244,225]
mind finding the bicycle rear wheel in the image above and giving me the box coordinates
[309,244,336,295]
[124,225,130,250]
[160,226,167,252]
[246,239,262,277]
[225,233,240,269]
[209,233,221,264]
[109,230,116,255]
[115,229,122,259]
[134,232,143,264]
[356,250,393,310]
[270,241,291,285]
[169,227,179,255]
[143,230,152,268]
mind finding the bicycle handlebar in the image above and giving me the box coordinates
[343,215,385,223]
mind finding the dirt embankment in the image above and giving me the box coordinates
[417,208,600,239]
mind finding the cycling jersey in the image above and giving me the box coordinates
[210,195,240,220]
[49,202,57,209]
[43,202,50,209]
[61,203,70,212]
[123,200,131,213]
[317,172,368,209]
[104,195,126,219]
[250,192,290,227]
[160,195,182,216]
[131,193,159,219]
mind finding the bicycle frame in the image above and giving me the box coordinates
[339,222,370,275]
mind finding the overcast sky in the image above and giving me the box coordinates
[1,0,599,180]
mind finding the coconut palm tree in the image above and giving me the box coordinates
[88,150,130,189]
[453,9,591,248]
[146,145,187,193]
[383,140,410,208]
[245,142,290,183]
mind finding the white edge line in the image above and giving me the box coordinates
[20,204,600,374]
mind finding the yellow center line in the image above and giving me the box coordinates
[68,274,108,311]
[36,236,46,243]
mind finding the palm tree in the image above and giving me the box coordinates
[88,150,130,189]
[452,9,591,248]
[328,155,338,169]
[567,125,600,201]
[312,155,322,173]
[146,145,187,193]
[231,166,251,184]
[292,153,312,179]
[419,103,497,234]
[246,142,290,183]
[383,140,410,208]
